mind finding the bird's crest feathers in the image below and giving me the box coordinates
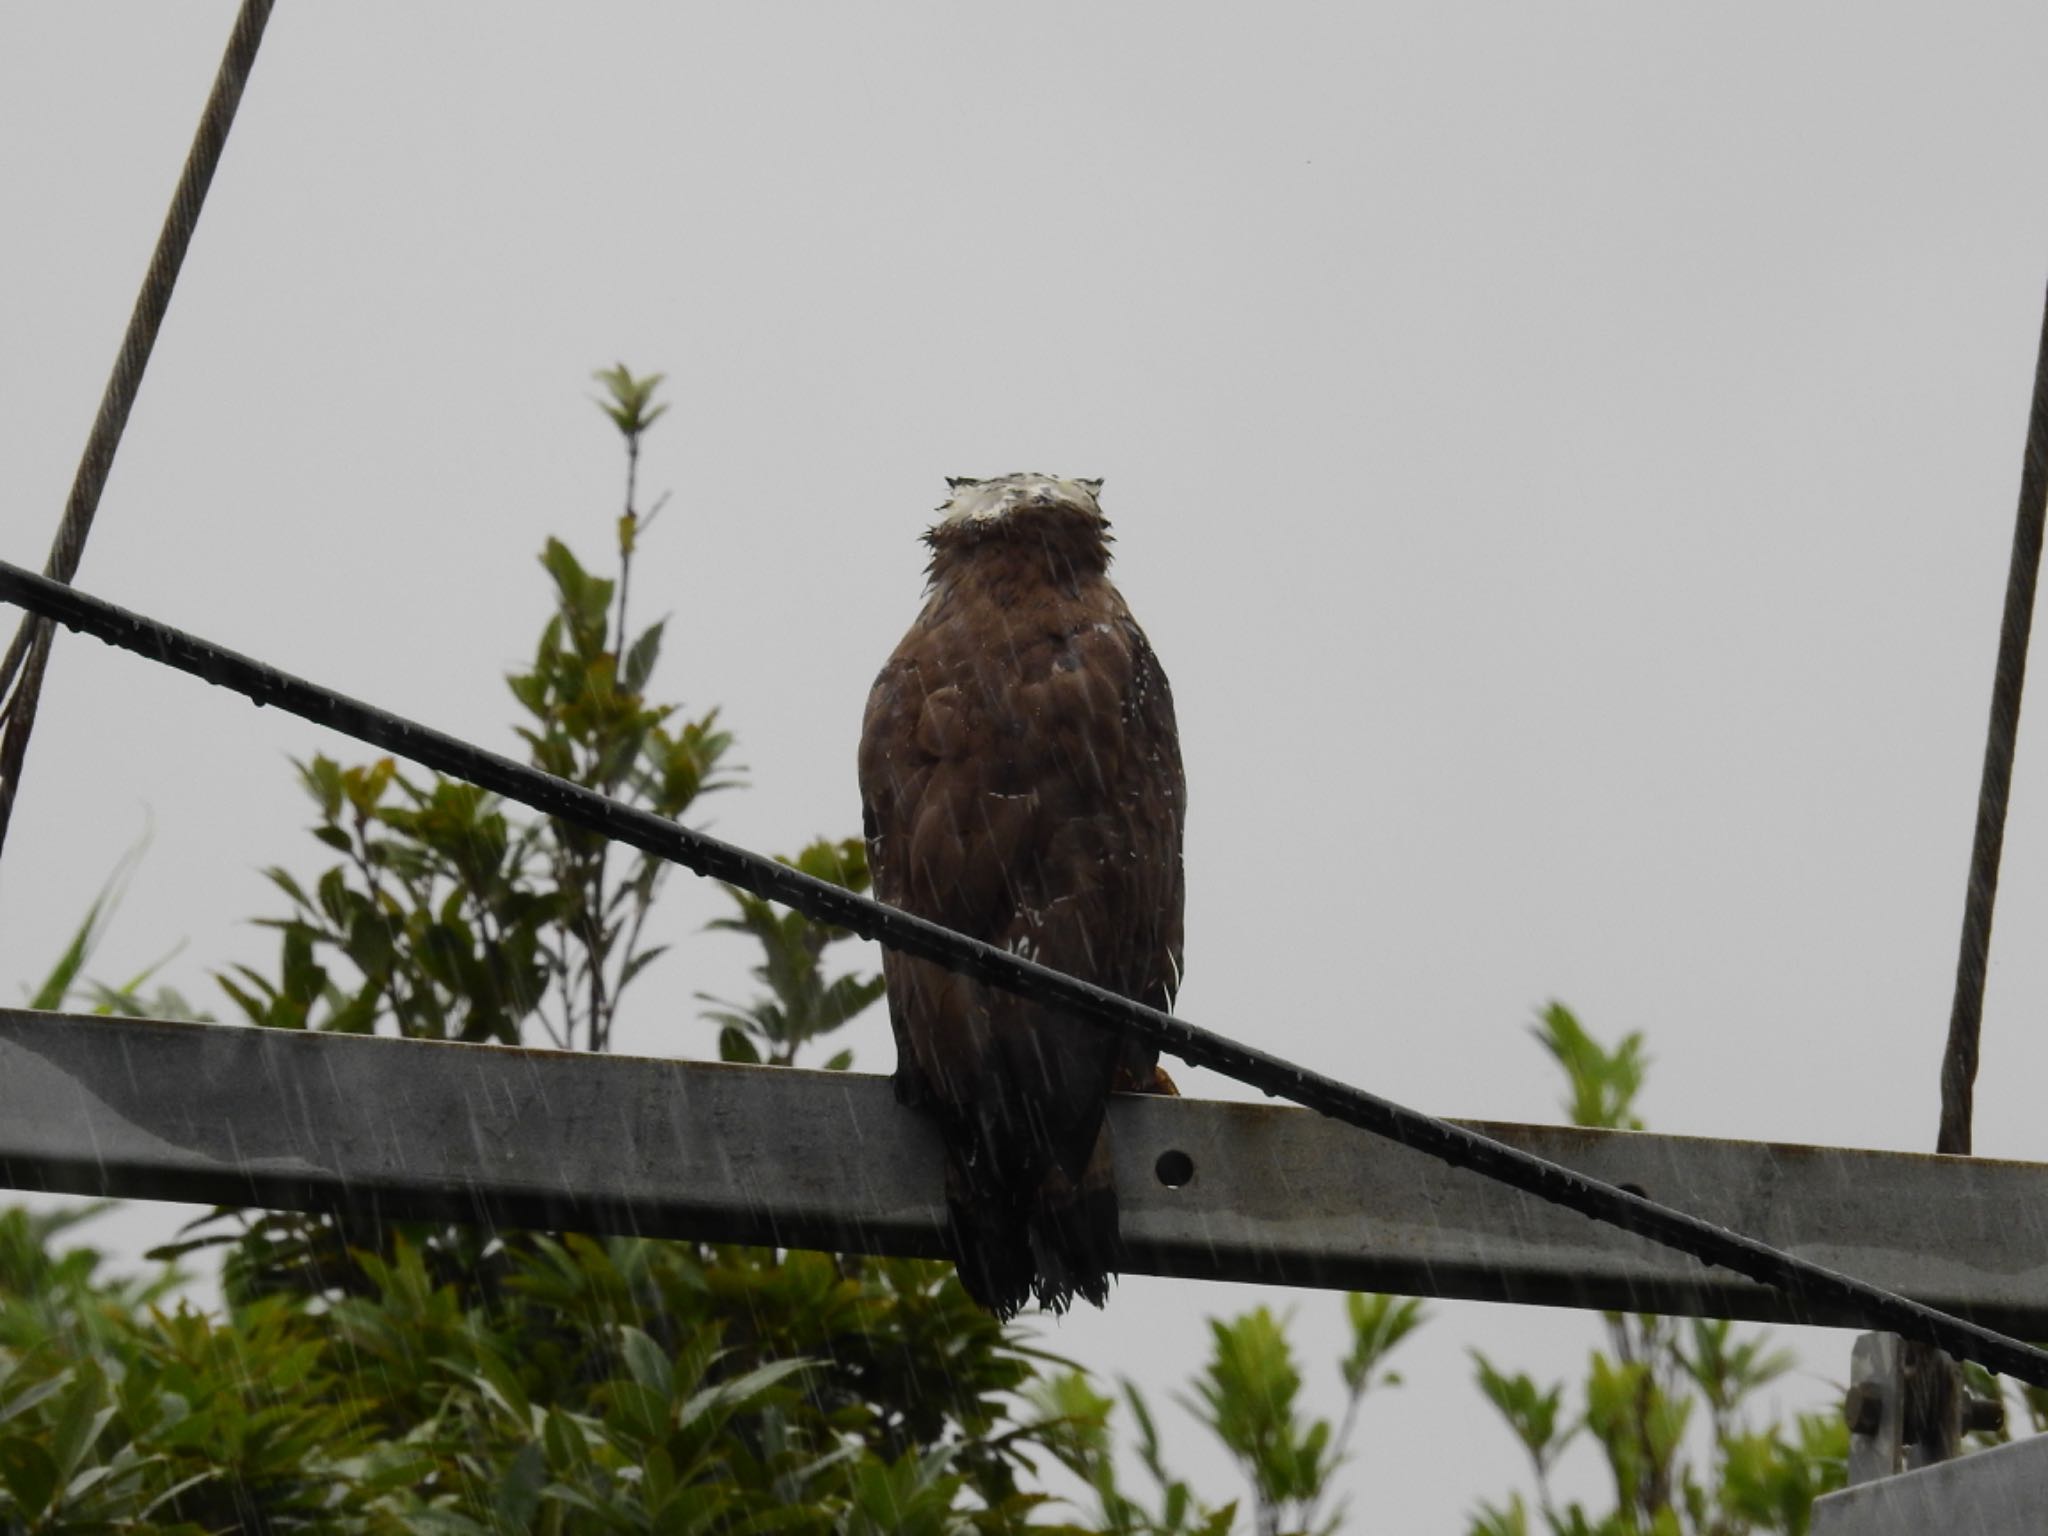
[935,473,1106,528]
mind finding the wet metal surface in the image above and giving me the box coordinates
[5,1008,2045,1331]
[1812,1432,2048,1534]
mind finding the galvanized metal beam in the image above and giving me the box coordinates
[1814,1432,2048,1534]
[4,1008,2044,1331]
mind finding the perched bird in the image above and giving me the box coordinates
[858,474,1185,1317]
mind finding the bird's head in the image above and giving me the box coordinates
[936,473,1106,528]
[923,473,1114,577]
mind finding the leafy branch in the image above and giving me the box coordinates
[1468,1006,1845,1536]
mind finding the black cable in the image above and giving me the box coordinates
[7,560,2048,1387]
[1940,281,2048,1157]
[0,0,275,855]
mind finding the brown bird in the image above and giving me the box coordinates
[858,474,1185,1317]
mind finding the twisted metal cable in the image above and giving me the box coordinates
[1939,281,2048,1157]
[7,561,2048,1387]
[0,630,50,855]
[0,0,275,855]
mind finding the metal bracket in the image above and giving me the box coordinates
[1847,1334,1909,1484]
[1845,1333,2001,1484]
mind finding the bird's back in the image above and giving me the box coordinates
[859,489,1184,1316]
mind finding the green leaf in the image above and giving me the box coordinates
[27,830,150,1010]
[1532,1002,1649,1130]
[260,865,312,908]
[1468,1495,1533,1536]
[0,1371,71,1429]
[619,944,672,992]
[1343,1293,1426,1391]
[620,1326,674,1397]
[351,756,398,813]
[603,1379,672,1444]
[815,973,888,1034]
[1183,1306,1331,1509]
[495,1440,547,1527]
[298,754,345,818]
[542,1407,592,1474]
[623,619,666,695]
[676,1357,813,1437]
[787,837,870,893]
[0,1435,57,1515]
[29,906,98,1011]
[592,364,670,439]
[1471,1350,1568,1467]
[314,867,355,929]
[462,1347,534,1426]
[47,1369,110,1484]
[215,972,277,1027]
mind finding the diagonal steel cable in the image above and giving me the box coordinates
[0,0,275,856]
[1939,282,2048,1157]
[7,560,2048,1387]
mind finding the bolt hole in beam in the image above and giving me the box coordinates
[1619,1181,1650,1199]
[1155,1149,1196,1188]
[11,1011,2048,1334]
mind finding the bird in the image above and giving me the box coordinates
[858,473,1185,1317]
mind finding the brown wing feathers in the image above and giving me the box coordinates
[859,477,1184,1317]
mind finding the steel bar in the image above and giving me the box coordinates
[6,1009,2048,1335]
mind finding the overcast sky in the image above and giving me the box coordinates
[11,3,2048,1526]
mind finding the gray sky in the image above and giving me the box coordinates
[10,2,2048,1526]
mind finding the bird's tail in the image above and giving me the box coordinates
[945,1122,1121,1319]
